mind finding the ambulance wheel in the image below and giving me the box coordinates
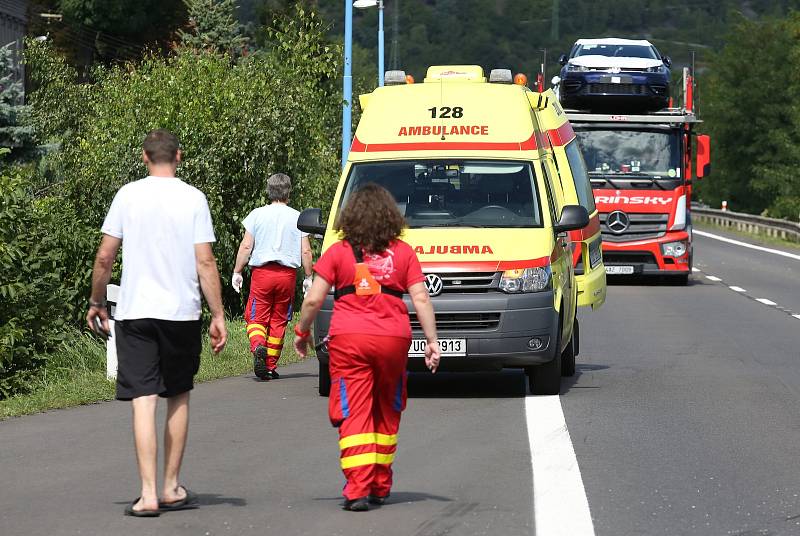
[561,320,577,377]
[318,360,331,397]
[527,325,562,395]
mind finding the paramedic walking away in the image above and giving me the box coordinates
[86,129,227,517]
[232,173,313,380]
[294,183,441,512]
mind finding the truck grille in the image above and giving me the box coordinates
[587,83,648,95]
[603,252,658,265]
[600,212,668,242]
[409,312,501,332]
[425,271,499,293]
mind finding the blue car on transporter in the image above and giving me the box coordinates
[556,38,671,112]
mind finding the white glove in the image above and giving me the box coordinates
[231,272,243,293]
[302,275,313,296]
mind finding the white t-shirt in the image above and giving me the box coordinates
[101,176,216,321]
[242,203,308,268]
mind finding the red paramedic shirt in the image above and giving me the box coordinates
[313,239,425,338]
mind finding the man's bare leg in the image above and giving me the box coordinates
[162,391,190,502]
[131,394,159,512]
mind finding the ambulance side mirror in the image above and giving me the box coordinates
[554,205,589,234]
[696,134,711,179]
[297,208,326,237]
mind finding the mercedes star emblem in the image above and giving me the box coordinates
[424,274,444,297]
[606,210,630,234]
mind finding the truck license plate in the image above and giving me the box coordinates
[409,339,466,356]
[606,265,635,275]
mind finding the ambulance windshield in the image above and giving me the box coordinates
[575,129,681,179]
[342,160,542,228]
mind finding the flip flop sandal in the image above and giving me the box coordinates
[159,486,199,511]
[124,498,160,517]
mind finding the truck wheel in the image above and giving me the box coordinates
[318,360,331,397]
[561,321,576,377]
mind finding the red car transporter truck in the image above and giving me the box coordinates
[565,69,711,283]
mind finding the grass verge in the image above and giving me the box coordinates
[0,318,308,420]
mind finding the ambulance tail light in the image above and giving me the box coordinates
[489,69,512,83]
[499,266,552,293]
[385,70,407,85]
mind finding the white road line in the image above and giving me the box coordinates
[691,267,700,272]
[705,275,722,282]
[756,298,777,306]
[793,315,800,320]
[526,396,594,536]
[729,286,747,293]
[694,230,800,261]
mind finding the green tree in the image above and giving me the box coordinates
[700,13,800,220]
[24,5,341,332]
[0,44,33,158]
[179,0,251,54]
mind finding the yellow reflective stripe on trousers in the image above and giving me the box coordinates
[339,433,398,450]
[340,452,395,469]
[267,347,281,356]
[247,329,266,339]
[246,323,265,332]
[267,336,283,345]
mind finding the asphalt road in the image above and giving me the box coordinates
[1,227,799,536]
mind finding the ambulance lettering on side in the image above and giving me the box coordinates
[298,65,607,397]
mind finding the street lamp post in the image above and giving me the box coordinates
[354,0,385,87]
[342,0,353,167]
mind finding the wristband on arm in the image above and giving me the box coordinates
[294,324,311,338]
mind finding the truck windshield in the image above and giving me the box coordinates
[575,129,681,178]
[341,160,542,228]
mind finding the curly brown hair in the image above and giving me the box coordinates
[335,183,406,253]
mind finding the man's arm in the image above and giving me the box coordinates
[233,231,255,274]
[301,236,313,277]
[195,242,227,354]
[86,234,121,334]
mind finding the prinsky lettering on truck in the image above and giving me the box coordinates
[413,245,494,255]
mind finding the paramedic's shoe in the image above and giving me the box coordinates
[266,369,280,380]
[343,497,369,511]
[253,346,269,380]
[368,494,389,505]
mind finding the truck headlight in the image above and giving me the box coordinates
[661,240,688,257]
[566,63,588,72]
[499,266,552,293]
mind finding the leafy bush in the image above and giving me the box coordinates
[26,6,341,316]
[0,169,96,398]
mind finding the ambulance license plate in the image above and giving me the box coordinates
[606,265,635,275]
[409,339,466,356]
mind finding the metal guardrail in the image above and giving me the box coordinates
[692,206,800,243]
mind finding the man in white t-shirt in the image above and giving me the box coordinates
[86,129,227,517]
[232,173,312,380]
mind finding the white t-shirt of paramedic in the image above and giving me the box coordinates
[242,203,309,269]
[101,176,216,321]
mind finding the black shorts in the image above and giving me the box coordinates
[114,319,202,401]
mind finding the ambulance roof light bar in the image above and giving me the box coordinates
[489,69,512,83]
[384,70,407,85]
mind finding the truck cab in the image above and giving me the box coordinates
[299,65,606,396]
[565,69,711,283]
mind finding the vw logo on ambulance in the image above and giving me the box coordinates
[424,274,444,297]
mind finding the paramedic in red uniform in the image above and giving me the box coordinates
[294,183,441,512]
[232,173,313,380]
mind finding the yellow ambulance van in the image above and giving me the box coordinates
[299,65,606,396]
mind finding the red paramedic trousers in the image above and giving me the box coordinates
[328,333,410,500]
[245,263,296,369]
